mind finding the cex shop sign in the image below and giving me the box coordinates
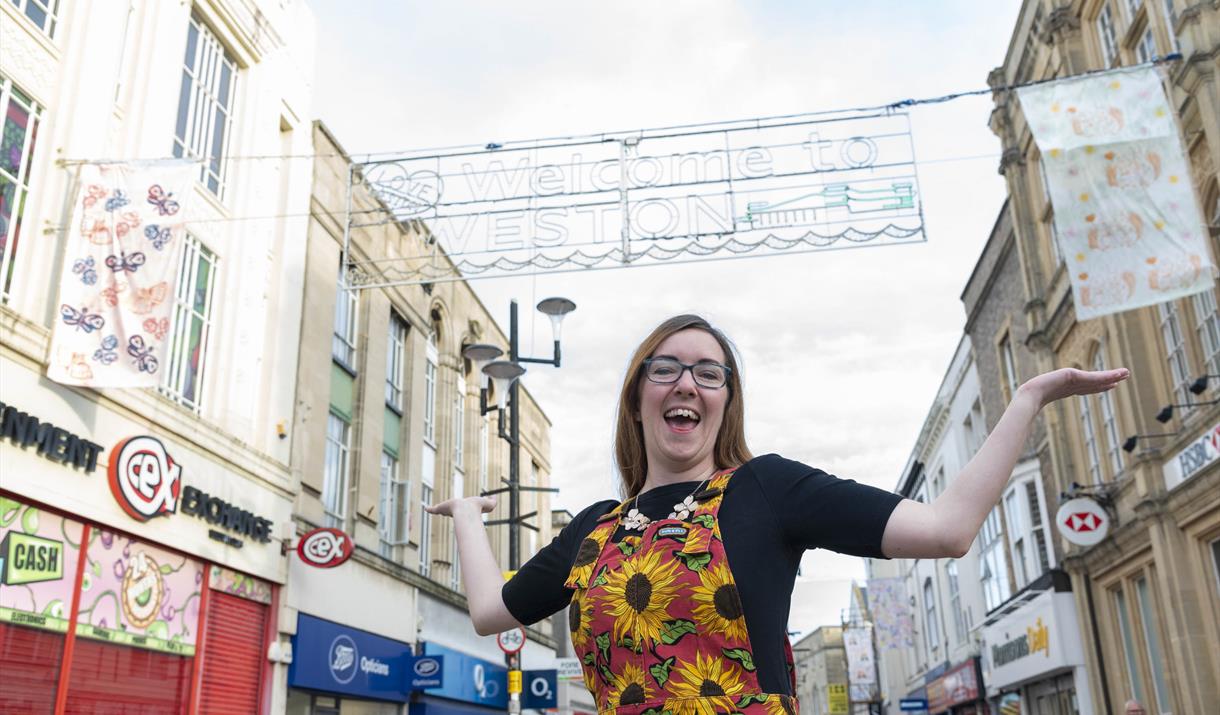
[297,528,354,568]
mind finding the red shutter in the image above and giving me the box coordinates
[63,637,193,712]
[198,591,269,714]
[0,621,65,713]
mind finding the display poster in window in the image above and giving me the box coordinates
[0,497,84,634]
[208,564,272,605]
[1017,66,1218,320]
[47,160,196,388]
[74,528,204,656]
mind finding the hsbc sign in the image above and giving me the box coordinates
[1055,497,1110,547]
[1163,422,1220,492]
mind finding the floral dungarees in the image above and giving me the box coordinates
[564,469,799,715]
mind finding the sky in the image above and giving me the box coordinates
[308,0,1024,638]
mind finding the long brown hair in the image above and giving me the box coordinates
[613,315,752,498]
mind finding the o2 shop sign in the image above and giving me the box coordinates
[297,527,354,568]
[108,436,274,547]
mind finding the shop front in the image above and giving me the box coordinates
[980,573,1092,715]
[412,641,509,715]
[926,657,985,715]
[0,375,291,713]
[287,613,420,714]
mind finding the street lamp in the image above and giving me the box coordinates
[464,298,576,571]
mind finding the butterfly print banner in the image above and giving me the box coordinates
[1017,66,1218,320]
[48,161,195,387]
[865,578,914,650]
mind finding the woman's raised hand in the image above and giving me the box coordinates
[1019,366,1130,408]
[424,495,497,518]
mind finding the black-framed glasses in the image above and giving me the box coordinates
[642,357,731,389]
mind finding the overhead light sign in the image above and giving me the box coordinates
[352,111,924,285]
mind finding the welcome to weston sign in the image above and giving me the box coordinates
[352,110,924,284]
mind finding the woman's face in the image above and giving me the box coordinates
[637,328,729,475]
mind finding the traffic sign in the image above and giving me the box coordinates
[522,669,557,709]
[554,656,582,680]
[899,698,928,711]
[497,627,526,654]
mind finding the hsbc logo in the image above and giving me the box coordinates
[297,527,354,568]
[1055,497,1109,547]
[108,436,181,521]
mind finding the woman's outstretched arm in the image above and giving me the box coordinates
[880,366,1130,560]
[425,495,523,635]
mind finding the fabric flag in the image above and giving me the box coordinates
[1017,66,1218,320]
[48,161,195,387]
[842,625,878,702]
[865,577,914,650]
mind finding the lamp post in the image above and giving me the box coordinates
[463,297,575,570]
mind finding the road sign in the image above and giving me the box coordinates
[507,670,522,694]
[521,670,557,709]
[497,627,526,654]
[1055,497,1110,546]
[899,698,928,711]
[406,655,444,689]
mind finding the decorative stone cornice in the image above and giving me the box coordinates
[999,147,1026,176]
[1040,7,1081,45]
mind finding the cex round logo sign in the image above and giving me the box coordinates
[108,436,182,522]
[297,527,354,568]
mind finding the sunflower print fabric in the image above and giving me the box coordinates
[565,469,800,715]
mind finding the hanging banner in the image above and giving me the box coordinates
[843,624,878,702]
[865,577,914,649]
[1017,66,1217,320]
[353,110,925,284]
[48,160,195,387]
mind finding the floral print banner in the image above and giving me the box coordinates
[47,160,195,387]
[1017,66,1218,320]
[865,578,914,650]
[843,625,878,702]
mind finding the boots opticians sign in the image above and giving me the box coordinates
[108,436,274,546]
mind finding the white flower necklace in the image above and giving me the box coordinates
[621,475,711,532]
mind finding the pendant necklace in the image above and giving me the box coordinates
[621,473,712,532]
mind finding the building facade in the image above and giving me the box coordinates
[869,337,991,715]
[280,122,557,715]
[987,1,1220,713]
[1,0,315,712]
[794,626,849,715]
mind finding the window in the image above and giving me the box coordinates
[450,470,463,592]
[1136,27,1157,63]
[479,416,489,494]
[1211,538,1220,592]
[1158,300,1193,413]
[979,507,1011,612]
[931,467,944,499]
[386,313,407,409]
[1161,0,1180,52]
[963,399,986,457]
[1005,490,1030,589]
[172,15,237,197]
[1125,0,1143,19]
[423,333,438,444]
[1193,290,1220,376]
[0,75,42,303]
[161,234,216,411]
[378,451,408,558]
[999,333,1020,400]
[1115,588,1148,706]
[332,263,357,368]
[1026,481,1051,574]
[7,0,58,37]
[322,413,351,528]
[1094,350,1124,477]
[923,578,939,655]
[454,376,465,470]
[1078,392,1103,484]
[1098,4,1119,67]
[947,560,966,645]
[419,484,433,578]
[1135,577,1171,713]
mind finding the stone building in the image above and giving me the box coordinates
[282,121,557,715]
[794,626,849,715]
[0,0,315,711]
[986,1,1220,712]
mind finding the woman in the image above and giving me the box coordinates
[427,315,1128,715]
